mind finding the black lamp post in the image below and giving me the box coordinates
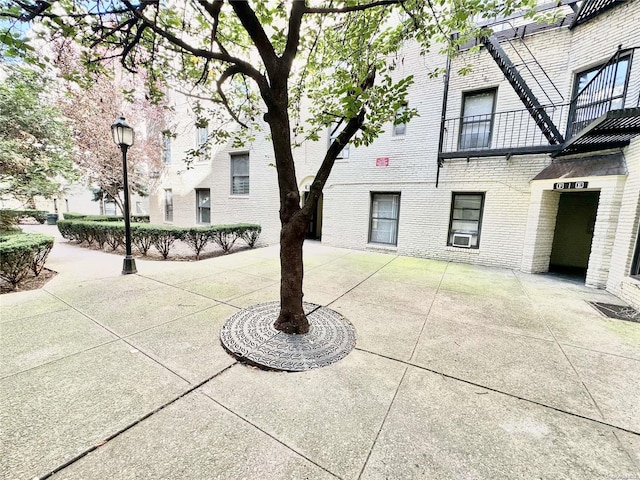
[111,116,137,275]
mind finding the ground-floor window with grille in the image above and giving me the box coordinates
[448,192,485,248]
[231,153,250,195]
[164,189,173,222]
[196,188,210,224]
[369,192,400,246]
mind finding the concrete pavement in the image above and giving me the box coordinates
[1,224,639,479]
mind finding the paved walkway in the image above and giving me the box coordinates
[1,224,639,479]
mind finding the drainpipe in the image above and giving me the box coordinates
[436,40,453,188]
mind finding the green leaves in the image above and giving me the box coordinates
[0,66,76,203]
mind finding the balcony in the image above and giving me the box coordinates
[439,105,566,159]
[439,46,640,160]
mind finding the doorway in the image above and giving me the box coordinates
[303,192,323,240]
[549,191,600,278]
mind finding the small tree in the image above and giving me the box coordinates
[52,39,165,214]
[5,0,535,333]
[0,66,76,206]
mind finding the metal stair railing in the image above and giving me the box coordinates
[481,35,565,145]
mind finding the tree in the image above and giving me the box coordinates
[52,40,165,215]
[0,65,76,206]
[3,0,536,333]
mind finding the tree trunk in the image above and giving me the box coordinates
[274,216,309,334]
[265,82,314,335]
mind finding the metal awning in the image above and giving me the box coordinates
[555,107,640,157]
[532,152,627,181]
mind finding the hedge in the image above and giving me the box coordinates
[0,209,48,225]
[57,220,261,259]
[0,233,54,287]
[62,212,151,223]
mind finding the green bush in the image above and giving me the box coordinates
[61,212,86,221]
[0,209,48,225]
[0,233,54,287]
[132,224,184,259]
[132,215,150,223]
[237,224,262,248]
[56,218,261,259]
[181,227,212,259]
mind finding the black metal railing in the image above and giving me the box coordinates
[440,104,567,157]
[566,46,635,138]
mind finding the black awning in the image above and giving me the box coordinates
[532,152,627,181]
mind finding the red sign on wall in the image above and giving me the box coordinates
[376,157,389,167]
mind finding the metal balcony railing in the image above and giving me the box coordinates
[566,46,636,138]
[439,105,567,158]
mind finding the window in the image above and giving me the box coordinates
[164,189,173,222]
[393,103,407,136]
[230,153,250,195]
[196,125,208,146]
[369,193,400,246]
[162,132,172,164]
[448,193,485,249]
[632,227,640,278]
[329,122,350,159]
[196,189,211,224]
[569,55,631,136]
[459,89,496,150]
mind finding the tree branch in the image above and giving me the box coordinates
[282,0,306,70]
[216,65,249,128]
[117,0,267,89]
[301,68,377,218]
[304,0,405,14]
[229,1,278,79]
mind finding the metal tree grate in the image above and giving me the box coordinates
[589,302,640,323]
[220,301,357,371]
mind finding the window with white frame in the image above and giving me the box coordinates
[196,189,211,224]
[393,103,407,136]
[328,121,350,159]
[459,89,496,150]
[162,132,172,164]
[230,153,250,195]
[196,125,208,146]
[448,193,485,249]
[164,189,173,222]
[369,193,400,246]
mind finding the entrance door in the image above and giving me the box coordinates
[303,192,323,240]
[549,191,600,278]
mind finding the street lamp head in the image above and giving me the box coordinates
[111,115,135,147]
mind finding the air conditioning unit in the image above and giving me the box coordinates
[452,233,473,248]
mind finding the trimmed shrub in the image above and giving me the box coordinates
[182,227,213,259]
[56,218,261,259]
[238,224,262,248]
[0,209,48,225]
[132,215,150,223]
[0,234,54,287]
[210,225,240,254]
[132,224,184,259]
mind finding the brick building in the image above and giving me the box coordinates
[150,0,640,308]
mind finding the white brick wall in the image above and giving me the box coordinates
[149,3,640,301]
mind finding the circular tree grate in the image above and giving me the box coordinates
[220,301,356,371]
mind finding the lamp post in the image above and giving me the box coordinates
[111,116,137,275]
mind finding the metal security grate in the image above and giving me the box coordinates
[589,301,640,323]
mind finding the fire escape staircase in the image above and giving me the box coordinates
[481,35,565,146]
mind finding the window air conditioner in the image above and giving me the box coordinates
[452,233,473,248]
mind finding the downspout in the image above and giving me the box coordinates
[436,42,452,188]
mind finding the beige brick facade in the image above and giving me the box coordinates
[151,2,640,307]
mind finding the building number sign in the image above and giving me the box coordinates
[553,181,589,190]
